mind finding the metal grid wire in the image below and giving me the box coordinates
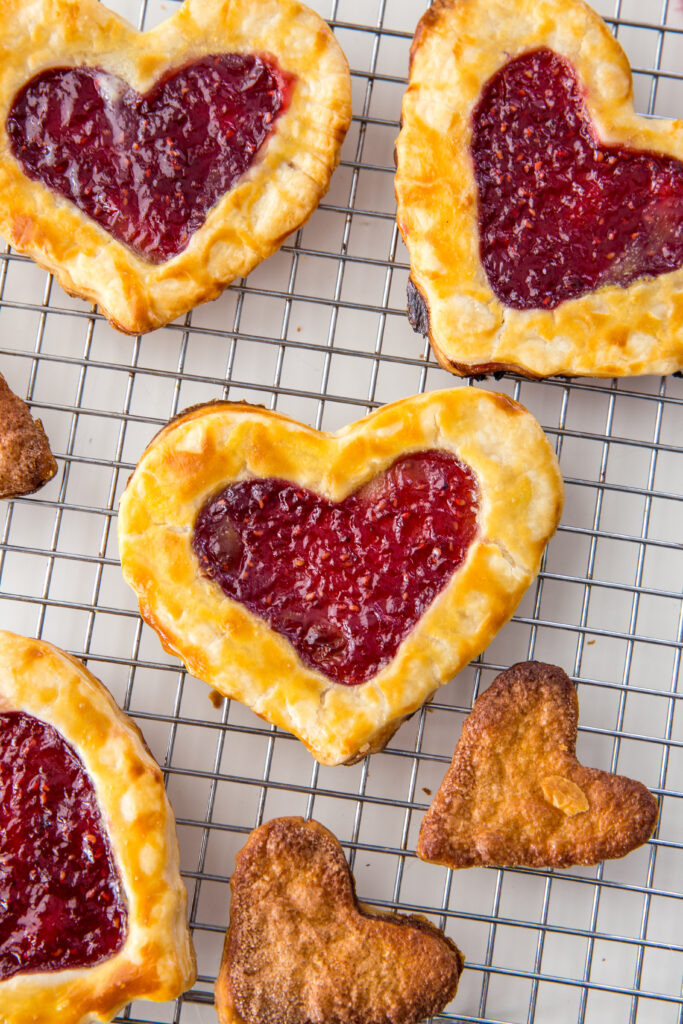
[0,0,681,1021]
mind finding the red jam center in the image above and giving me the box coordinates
[0,711,127,980]
[193,450,479,686]
[472,48,683,309]
[7,55,292,263]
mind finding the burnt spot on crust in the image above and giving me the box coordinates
[407,277,430,337]
[404,295,540,382]
[447,359,541,380]
[447,359,579,381]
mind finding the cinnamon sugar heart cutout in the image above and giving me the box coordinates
[215,817,464,1024]
[395,0,683,378]
[0,630,195,1024]
[0,372,56,499]
[418,662,659,869]
[0,710,126,980]
[0,0,351,333]
[118,390,563,765]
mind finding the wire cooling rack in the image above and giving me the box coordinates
[1,0,681,1021]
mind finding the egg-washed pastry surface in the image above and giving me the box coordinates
[0,630,196,1024]
[118,389,563,765]
[215,817,464,1024]
[0,0,351,333]
[395,0,683,379]
[418,661,659,869]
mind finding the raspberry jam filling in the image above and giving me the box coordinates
[193,450,479,686]
[7,54,293,263]
[0,711,127,980]
[472,48,683,310]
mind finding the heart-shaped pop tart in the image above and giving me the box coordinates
[0,0,350,334]
[395,0,683,379]
[0,631,195,1024]
[215,817,464,1024]
[0,373,56,499]
[118,389,563,765]
[418,662,659,869]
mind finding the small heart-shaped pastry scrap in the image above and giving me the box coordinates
[118,389,563,765]
[0,373,56,499]
[215,817,464,1024]
[0,0,351,333]
[395,0,683,379]
[0,631,196,1024]
[418,662,658,869]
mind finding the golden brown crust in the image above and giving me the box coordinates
[417,662,659,869]
[0,631,196,1024]
[215,817,464,1024]
[395,0,683,379]
[0,373,57,498]
[0,0,351,334]
[118,389,563,765]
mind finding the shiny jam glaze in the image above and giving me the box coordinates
[472,48,683,309]
[0,711,127,980]
[7,55,293,263]
[193,450,479,686]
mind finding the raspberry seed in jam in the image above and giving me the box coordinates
[193,450,479,686]
[0,711,127,980]
[472,48,683,309]
[7,55,293,263]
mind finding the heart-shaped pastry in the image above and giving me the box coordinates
[118,389,563,765]
[215,817,464,1024]
[0,631,195,1024]
[0,372,56,499]
[418,662,659,869]
[395,0,683,379]
[0,0,351,334]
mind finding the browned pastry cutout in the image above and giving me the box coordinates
[0,372,56,499]
[418,662,658,869]
[215,817,464,1024]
